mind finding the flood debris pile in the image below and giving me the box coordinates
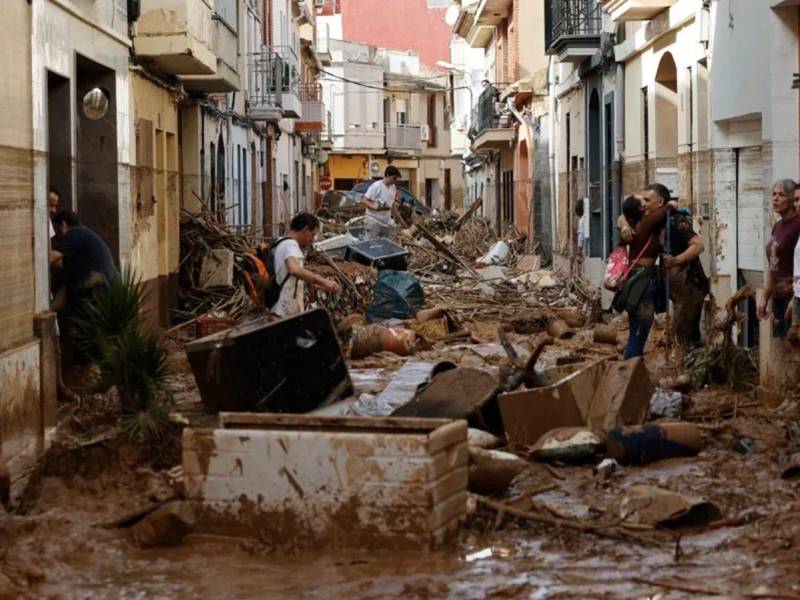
[177,207,378,330]
[178,206,265,321]
[7,203,800,599]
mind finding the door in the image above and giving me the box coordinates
[736,145,764,347]
[444,168,452,211]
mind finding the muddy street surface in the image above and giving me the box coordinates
[3,328,800,600]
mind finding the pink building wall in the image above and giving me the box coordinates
[340,0,450,69]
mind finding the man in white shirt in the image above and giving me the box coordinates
[362,166,408,240]
[270,212,340,318]
[48,188,60,239]
[575,198,590,260]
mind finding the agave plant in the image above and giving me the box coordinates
[70,267,174,444]
[94,327,173,412]
[71,267,146,362]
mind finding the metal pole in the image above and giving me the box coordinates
[665,205,672,344]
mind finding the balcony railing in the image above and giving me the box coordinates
[247,46,300,120]
[468,86,500,140]
[385,124,422,151]
[297,83,324,130]
[545,0,603,56]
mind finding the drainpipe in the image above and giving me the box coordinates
[615,61,624,219]
[200,108,205,204]
[548,56,558,255]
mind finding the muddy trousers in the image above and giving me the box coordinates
[671,291,706,349]
[624,277,657,360]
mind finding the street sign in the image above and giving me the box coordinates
[320,176,332,191]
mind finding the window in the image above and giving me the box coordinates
[210,141,216,213]
[396,98,407,125]
[502,170,513,224]
[237,144,243,225]
[242,146,248,224]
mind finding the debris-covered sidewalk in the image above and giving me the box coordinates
[3,208,800,599]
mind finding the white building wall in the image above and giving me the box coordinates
[31,0,132,281]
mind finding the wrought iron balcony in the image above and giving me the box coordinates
[468,86,500,140]
[545,0,603,64]
[385,124,423,152]
[297,84,324,131]
[467,85,515,150]
[247,46,301,121]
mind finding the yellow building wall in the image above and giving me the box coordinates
[129,71,180,327]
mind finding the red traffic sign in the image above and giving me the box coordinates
[320,176,333,191]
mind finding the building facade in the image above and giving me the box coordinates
[318,39,463,211]
[1,0,324,475]
[451,0,554,249]
[545,0,800,392]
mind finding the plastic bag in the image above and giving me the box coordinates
[367,270,424,322]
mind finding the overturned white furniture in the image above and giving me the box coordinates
[183,413,468,550]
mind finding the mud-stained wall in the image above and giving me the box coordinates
[0,0,35,353]
[129,72,180,327]
[554,88,585,256]
[0,342,42,472]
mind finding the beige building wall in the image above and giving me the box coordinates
[129,72,181,327]
[0,0,46,475]
[518,0,548,86]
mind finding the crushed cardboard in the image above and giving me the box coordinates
[498,357,653,452]
[618,486,721,528]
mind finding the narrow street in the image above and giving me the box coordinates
[3,0,800,599]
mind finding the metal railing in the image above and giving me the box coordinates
[385,123,422,150]
[299,83,321,102]
[298,84,324,125]
[246,45,300,111]
[545,0,602,51]
[468,85,500,140]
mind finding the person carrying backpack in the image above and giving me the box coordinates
[264,213,340,318]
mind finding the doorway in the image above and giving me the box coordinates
[76,55,119,259]
[47,71,72,211]
[587,89,601,257]
[425,178,438,209]
[735,145,764,348]
[444,169,452,211]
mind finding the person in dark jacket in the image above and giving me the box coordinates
[50,210,118,311]
[662,208,709,349]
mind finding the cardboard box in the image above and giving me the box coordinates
[498,357,653,452]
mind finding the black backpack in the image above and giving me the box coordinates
[259,237,292,308]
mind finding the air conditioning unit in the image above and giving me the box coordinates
[420,124,430,142]
[314,0,325,7]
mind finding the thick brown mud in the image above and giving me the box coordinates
[3,335,800,599]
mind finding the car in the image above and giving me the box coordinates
[342,180,431,215]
